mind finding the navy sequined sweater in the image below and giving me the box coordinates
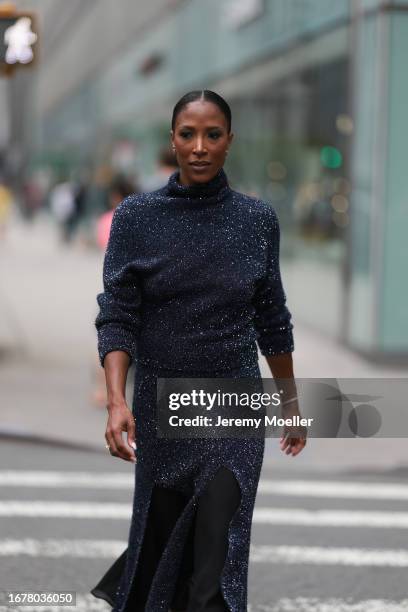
[95,168,294,371]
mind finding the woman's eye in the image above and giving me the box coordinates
[208,132,221,140]
[179,131,192,139]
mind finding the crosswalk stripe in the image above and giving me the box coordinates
[0,501,130,518]
[248,598,408,612]
[253,507,408,528]
[258,479,408,500]
[1,501,408,527]
[249,545,408,566]
[2,471,408,501]
[0,471,133,489]
[0,538,125,558]
[1,539,408,567]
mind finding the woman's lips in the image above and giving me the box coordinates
[190,164,211,172]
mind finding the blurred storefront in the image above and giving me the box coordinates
[8,0,408,363]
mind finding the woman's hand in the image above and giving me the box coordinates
[264,354,307,457]
[279,406,307,457]
[279,424,307,457]
[105,400,137,463]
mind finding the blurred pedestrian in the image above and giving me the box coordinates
[91,90,306,612]
[141,146,178,192]
[21,177,43,221]
[64,179,89,245]
[49,178,76,243]
[96,175,137,251]
[0,180,13,241]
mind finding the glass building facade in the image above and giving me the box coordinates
[21,0,408,362]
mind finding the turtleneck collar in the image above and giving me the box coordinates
[166,167,231,206]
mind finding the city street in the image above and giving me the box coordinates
[1,438,408,611]
[2,1,408,609]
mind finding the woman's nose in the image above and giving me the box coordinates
[193,137,206,154]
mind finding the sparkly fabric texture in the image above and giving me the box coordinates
[95,167,294,370]
[93,168,295,612]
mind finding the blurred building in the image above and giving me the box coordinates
[6,0,408,363]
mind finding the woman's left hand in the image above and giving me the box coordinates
[279,415,307,457]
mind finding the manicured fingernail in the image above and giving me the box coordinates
[131,442,136,449]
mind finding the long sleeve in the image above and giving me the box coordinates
[253,206,294,356]
[95,197,142,367]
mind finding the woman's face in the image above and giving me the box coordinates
[171,100,233,185]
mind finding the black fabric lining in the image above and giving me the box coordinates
[126,466,242,612]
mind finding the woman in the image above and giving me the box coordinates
[91,90,306,612]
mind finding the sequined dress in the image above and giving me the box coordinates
[91,168,294,612]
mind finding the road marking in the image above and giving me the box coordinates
[258,479,408,500]
[0,538,125,558]
[249,545,408,566]
[253,507,408,528]
[0,501,131,518]
[2,501,408,528]
[2,471,408,501]
[1,539,408,567]
[249,599,408,612]
[0,470,133,489]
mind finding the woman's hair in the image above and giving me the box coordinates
[171,90,232,133]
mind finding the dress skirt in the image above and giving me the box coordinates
[91,351,265,612]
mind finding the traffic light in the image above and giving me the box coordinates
[0,3,38,76]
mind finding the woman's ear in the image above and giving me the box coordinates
[228,132,234,147]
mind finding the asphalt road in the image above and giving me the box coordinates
[1,438,408,612]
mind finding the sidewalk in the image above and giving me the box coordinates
[1,211,407,473]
